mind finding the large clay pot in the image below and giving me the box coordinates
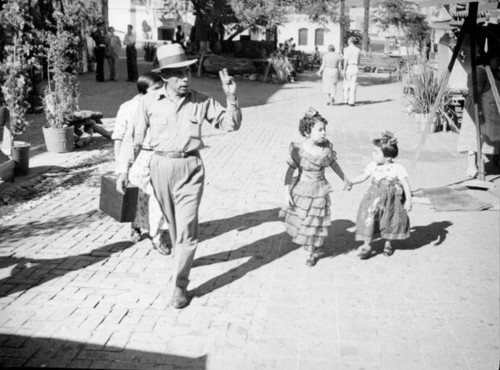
[42,126,74,153]
[11,141,30,176]
[414,113,437,133]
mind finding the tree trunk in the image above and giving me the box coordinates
[362,0,370,53]
[339,0,346,53]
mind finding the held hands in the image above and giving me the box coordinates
[116,173,129,195]
[219,68,237,98]
[343,179,353,191]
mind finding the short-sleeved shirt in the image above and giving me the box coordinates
[343,44,361,66]
[112,95,139,141]
[364,161,408,182]
[134,86,242,153]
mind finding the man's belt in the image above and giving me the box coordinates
[154,150,199,158]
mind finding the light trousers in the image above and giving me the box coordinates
[150,154,204,289]
[343,65,359,105]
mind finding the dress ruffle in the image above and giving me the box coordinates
[281,141,336,248]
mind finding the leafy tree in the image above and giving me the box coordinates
[373,0,430,51]
[0,0,38,146]
[294,0,341,24]
[373,0,430,77]
[188,0,342,43]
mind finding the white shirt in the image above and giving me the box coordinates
[364,161,408,182]
[344,44,361,66]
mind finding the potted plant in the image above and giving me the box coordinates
[405,61,451,133]
[0,1,37,175]
[41,8,81,153]
[0,52,32,175]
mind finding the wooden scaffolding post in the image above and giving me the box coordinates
[468,2,484,181]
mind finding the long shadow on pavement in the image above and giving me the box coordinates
[0,334,207,369]
[365,220,453,258]
[0,241,134,299]
[352,99,393,106]
[0,209,106,244]
[193,213,361,298]
[192,231,297,298]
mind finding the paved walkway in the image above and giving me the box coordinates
[0,72,499,369]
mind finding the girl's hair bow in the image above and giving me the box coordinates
[380,131,398,145]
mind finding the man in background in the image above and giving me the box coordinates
[91,22,107,82]
[107,27,122,81]
[343,36,361,106]
[123,25,138,82]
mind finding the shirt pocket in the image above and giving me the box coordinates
[188,116,202,139]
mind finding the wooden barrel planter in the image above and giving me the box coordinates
[42,126,74,153]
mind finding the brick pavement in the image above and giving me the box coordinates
[0,72,499,369]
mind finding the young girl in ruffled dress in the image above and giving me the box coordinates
[350,131,412,259]
[280,107,351,266]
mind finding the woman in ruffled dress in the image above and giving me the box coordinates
[280,107,352,266]
[113,72,170,254]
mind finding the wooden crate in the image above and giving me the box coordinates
[99,174,138,222]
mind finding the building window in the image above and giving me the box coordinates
[315,28,324,46]
[298,28,308,46]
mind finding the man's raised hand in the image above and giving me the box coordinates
[219,68,237,97]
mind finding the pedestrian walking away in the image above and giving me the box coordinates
[113,72,170,254]
[350,131,412,259]
[116,44,242,309]
[91,22,107,82]
[343,36,361,106]
[107,27,122,81]
[317,44,342,106]
[280,107,351,267]
[123,25,139,82]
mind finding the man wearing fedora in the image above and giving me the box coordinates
[116,44,242,309]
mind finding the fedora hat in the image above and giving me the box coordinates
[152,44,197,72]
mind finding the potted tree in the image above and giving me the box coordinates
[0,1,37,175]
[405,62,451,133]
[41,2,101,152]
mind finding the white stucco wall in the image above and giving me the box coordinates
[277,14,341,53]
[108,0,195,43]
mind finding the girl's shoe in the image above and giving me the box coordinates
[130,227,141,242]
[306,254,317,267]
[357,245,372,259]
[383,244,394,256]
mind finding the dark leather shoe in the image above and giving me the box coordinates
[130,227,141,243]
[153,242,171,255]
[171,287,190,309]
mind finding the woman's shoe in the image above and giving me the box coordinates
[357,245,372,260]
[152,241,171,255]
[130,227,141,243]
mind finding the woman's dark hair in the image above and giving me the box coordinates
[299,109,328,137]
[372,131,398,158]
[328,44,335,52]
[136,72,163,94]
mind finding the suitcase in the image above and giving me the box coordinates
[99,174,138,222]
